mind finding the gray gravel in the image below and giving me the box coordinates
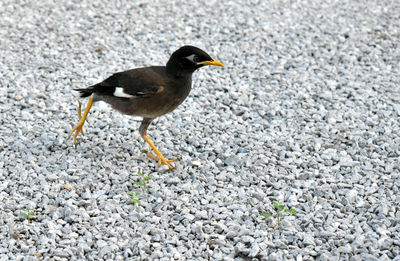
[1,0,400,260]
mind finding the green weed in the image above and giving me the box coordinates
[129,170,152,205]
[20,209,35,221]
[261,202,296,226]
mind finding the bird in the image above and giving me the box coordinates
[69,45,224,170]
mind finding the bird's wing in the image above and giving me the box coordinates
[88,67,166,99]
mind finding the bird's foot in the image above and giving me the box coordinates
[147,152,181,170]
[68,97,93,146]
[68,100,86,145]
[68,121,85,146]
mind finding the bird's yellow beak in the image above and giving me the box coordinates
[197,59,224,67]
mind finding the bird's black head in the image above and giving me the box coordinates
[166,45,224,76]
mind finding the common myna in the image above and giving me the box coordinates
[69,45,224,170]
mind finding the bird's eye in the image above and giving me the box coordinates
[185,54,198,63]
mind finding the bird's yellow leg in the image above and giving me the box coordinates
[69,96,93,145]
[142,135,180,170]
[77,100,84,135]
[147,152,181,163]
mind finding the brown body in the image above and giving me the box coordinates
[93,66,192,118]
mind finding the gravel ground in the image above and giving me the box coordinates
[1,0,400,260]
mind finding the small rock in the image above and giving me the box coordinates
[248,242,260,257]
[192,160,202,167]
[224,156,238,165]
[303,233,315,246]
[338,244,352,254]
[378,237,393,250]
[346,189,358,204]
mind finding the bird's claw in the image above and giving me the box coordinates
[68,100,86,145]
[68,122,84,145]
[147,152,181,170]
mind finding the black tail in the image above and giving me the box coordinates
[74,88,95,98]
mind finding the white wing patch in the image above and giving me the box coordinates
[113,87,134,98]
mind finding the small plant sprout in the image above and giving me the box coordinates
[128,170,152,205]
[128,191,141,205]
[133,170,152,190]
[20,209,35,221]
[261,202,296,226]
